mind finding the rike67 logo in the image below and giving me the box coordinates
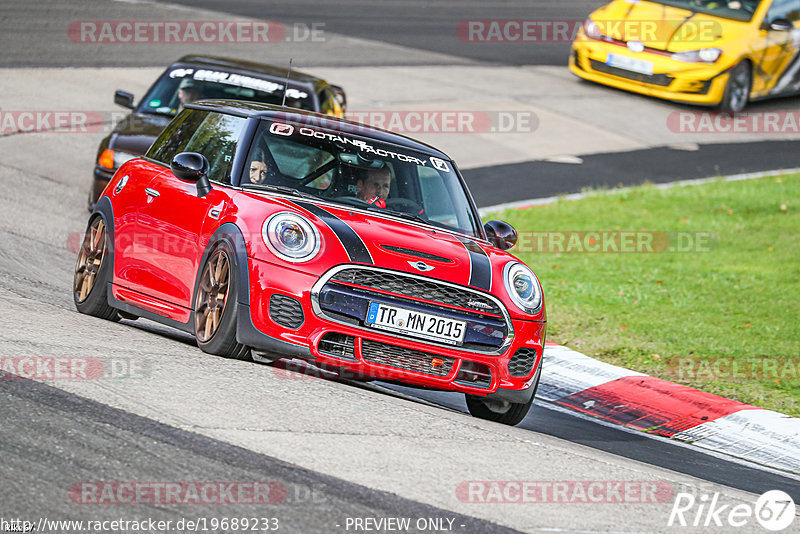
[668,490,795,531]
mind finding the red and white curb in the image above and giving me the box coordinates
[540,342,800,475]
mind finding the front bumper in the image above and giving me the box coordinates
[570,36,729,106]
[240,258,545,399]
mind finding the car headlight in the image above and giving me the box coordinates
[583,18,602,40]
[262,212,320,263]
[671,48,722,63]
[98,149,137,170]
[503,262,543,314]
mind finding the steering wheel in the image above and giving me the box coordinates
[385,198,424,215]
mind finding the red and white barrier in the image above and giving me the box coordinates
[540,342,800,475]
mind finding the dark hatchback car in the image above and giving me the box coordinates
[88,55,346,209]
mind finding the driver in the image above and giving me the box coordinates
[356,167,391,208]
[177,78,204,107]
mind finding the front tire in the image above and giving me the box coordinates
[74,217,119,321]
[465,368,540,426]
[194,243,251,361]
[719,61,751,113]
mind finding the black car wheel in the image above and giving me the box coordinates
[719,62,751,113]
[465,367,540,426]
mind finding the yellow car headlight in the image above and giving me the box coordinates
[671,48,722,64]
[583,18,602,40]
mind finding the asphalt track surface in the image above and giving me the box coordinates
[378,383,800,504]
[151,0,609,67]
[1,377,519,534]
[148,0,800,206]
[2,0,800,532]
[464,139,800,207]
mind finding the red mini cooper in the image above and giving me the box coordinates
[73,101,546,425]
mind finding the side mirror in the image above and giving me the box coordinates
[114,90,135,109]
[484,220,517,250]
[769,18,793,32]
[171,152,212,197]
[330,85,347,112]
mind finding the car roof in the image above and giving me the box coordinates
[175,55,324,88]
[186,100,454,160]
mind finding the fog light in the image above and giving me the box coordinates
[455,360,492,386]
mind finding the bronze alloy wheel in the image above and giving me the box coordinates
[74,218,107,303]
[195,249,231,343]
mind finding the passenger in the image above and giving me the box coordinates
[248,150,270,185]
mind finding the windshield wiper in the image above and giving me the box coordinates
[362,205,428,225]
[243,184,318,200]
[137,109,176,118]
[387,209,427,224]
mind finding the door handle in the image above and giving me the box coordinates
[145,188,160,198]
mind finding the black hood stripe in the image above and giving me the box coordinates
[461,239,491,291]
[293,201,373,264]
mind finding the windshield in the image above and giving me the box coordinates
[136,66,315,117]
[242,120,482,238]
[647,0,762,21]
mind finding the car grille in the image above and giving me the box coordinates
[269,294,304,329]
[589,59,673,87]
[330,268,503,316]
[508,347,537,377]
[317,332,356,361]
[361,339,455,378]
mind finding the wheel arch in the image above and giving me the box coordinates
[192,223,251,309]
[194,224,313,360]
[91,196,116,275]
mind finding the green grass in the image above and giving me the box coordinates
[487,174,800,416]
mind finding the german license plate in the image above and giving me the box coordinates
[606,53,653,75]
[365,302,466,346]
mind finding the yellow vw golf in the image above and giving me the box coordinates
[570,0,800,111]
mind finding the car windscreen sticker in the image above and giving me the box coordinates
[269,123,294,136]
[461,239,491,291]
[168,68,308,99]
[295,127,428,166]
[430,157,450,172]
[292,202,373,264]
